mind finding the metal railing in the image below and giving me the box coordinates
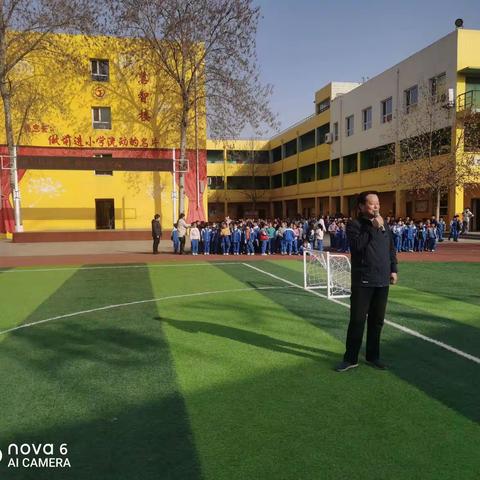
[457,90,480,111]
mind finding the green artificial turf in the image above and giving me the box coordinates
[0,261,478,480]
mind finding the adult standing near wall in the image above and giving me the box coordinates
[151,214,162,254]
[462,208,474,234]
[336,191,398,372]
[177,213,190,255]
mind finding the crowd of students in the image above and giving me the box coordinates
[167,211,472,256]
[169,215,377,256]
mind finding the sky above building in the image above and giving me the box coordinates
[255,0,480,135]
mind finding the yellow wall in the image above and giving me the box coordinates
[21,169,177,230]
[4,32,207,231]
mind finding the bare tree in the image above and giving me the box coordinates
[227,139,270,214]
[393,84,480,219]
[0,0,96,232]
[106,0,278,214]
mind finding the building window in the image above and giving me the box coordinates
[95,170,113,176]
[360,144,395,170]
[316,97,330,114]
[429,73,447,102]
[343,153,358,174]
[331,158,340,176]
[381,97,393,123]
[283,138,297,158]
[207,150,224,163]
[299,163,315,183]
[227,176,269,189]
[345,115,354,137]
[92,107,111,129]
[272,173,282,188]
[272,146,282,162]
[283,169,298,186]
[228,150,269,164]
[317,159,330,180]
[316,123,330,145]
[91,59,109,82]
[362,107,372,130]
[300,130,315,152]
[404,85,418,113]
[207,176,225,190]
[333,122,339,141]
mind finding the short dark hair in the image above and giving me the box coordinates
[154,214,160,219]
[357,191,379,207]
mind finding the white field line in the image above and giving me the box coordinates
[0,285,295,337]
[242,263,480,365]
[0,262,242,274]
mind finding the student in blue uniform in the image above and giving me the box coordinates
[283,223,295,255]
[231,223,242,255]
[392,221,403,253]
[339,222,349,253]
[415,221,426,252]
[210,223,219,254]
[335,223,344,252]
[426,221,437,252]
[171,223,180,254]
[202,223,212,255]
[406,220,416,252]
[245,225,255,255]
[299,238,312,254]
[401,223,409,252]
[437,217,446,242]
[267,222,276,254]
[259,223,270,255]
[220,222,231,255]
[449,215,461,242]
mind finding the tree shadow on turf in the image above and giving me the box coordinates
[213,261,480,424]
[0,263,202,480]
[156,317,337,363]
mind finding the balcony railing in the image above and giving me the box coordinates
[457,90,480,111]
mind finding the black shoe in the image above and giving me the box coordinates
[366,359,388,370]
[335,361,359,372]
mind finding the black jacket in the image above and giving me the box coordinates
[151,219,162,238]
[347,216,398,288]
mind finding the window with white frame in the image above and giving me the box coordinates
[429,73,447,102]
[404,85,418,113]
[362,107,372,130]
[316,97,330,114]
[91,59,109,81]
[345,115,354,137]
[333,122,339,141]
[92,107,111,129]
[381,97,393,123]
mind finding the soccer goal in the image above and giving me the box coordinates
[303,250,351,299]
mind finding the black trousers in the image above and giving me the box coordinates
[152,237,160,253]
[179,236,186,254]
[344,286,389,363]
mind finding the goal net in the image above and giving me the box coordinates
[303,250,351,299]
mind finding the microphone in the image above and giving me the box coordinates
[374,211,386,232]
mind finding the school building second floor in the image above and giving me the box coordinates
[207,27,480,230]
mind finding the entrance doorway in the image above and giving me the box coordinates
[95,199,115,229]
[472,198,480,231]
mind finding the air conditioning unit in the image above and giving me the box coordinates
[324,132,334,144]
[446,88,455,108]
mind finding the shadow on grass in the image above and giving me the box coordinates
[0,263,202,480]
[156,317,336,363]
[214,261,480,424]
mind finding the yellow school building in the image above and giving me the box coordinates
[1,28,479,237]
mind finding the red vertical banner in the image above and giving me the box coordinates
[180,149,207,223]
[0,167,26,233]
